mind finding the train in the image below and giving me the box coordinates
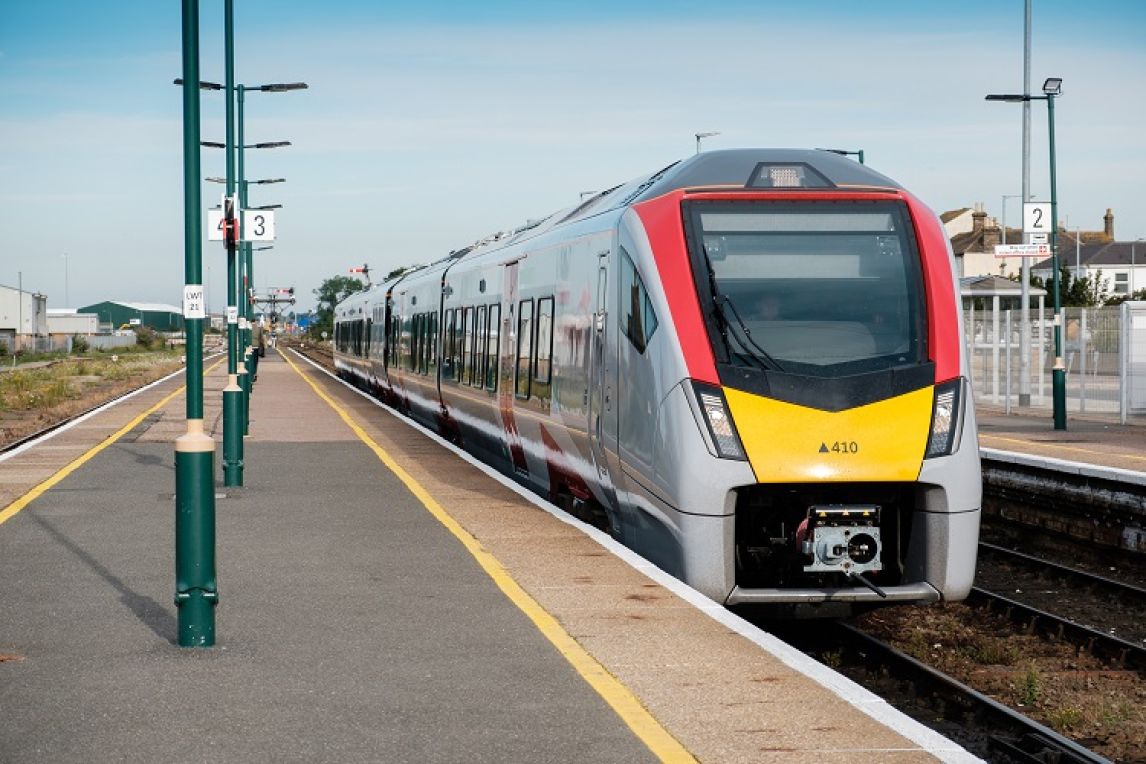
[333,149,981,616]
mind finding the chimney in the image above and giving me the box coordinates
[1104,208,1114,240]
[983,216,1001,250]
[972,202,986,233]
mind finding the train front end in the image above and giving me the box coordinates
[635,153,980,616]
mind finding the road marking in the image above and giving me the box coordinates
[280,349,696,764]
[0,359,226,527]
[980,434,1146,464]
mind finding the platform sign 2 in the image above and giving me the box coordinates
[1023,202,1052,235]
[242,210,275,242]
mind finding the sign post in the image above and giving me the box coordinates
[221,0,244,488]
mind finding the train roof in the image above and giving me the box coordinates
[453,149,904,260]
[629,148,904,201]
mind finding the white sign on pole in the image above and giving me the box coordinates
[183,284,206,319]
[242,209,276,242]
[1023,202,1052,234]
[226,306,238,324]
[995,243,1051,258]
[1029,233,1049,245]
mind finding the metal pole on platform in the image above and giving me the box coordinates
[221,0,244,486]
[236,85,251,435]
[1046,80,1066,431]
[175,0,218,647]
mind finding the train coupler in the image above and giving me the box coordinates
[798,504,883,577]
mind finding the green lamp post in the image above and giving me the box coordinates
[986,76,1066,430]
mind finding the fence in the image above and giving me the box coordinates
[964,301,1146,424]
[0,333,139,355]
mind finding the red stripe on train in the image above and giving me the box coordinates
[633,191,719,384]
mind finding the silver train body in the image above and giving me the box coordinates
[334,149,981,616]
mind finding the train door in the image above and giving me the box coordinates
[498,261,529,475]
[588,250,620,521]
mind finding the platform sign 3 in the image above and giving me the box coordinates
[1023,202,1052,235]
[242,210,275,242]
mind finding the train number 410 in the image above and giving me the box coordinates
[819,441,859,454]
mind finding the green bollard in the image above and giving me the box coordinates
[222,377,243,485]
[237,360,250,437]
[175,421,218,647]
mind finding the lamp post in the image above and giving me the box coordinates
[695,131,719,154]
[986,76,1066,430]
[237,82,306,404]
[175,0,217,648]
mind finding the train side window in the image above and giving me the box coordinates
[515,298,534,399]
[389,316,400,367]
[428,310,438,373]
[421,313,431,374]
[456,307,468,382]
[410,314,421,372]
[486,303,500,391]
[620,248,659,354]
[442,309,455,380]
[535,296,553,385]
[460,306,473,384]
[474,305,487,387]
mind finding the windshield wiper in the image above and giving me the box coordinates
[719,296,785,372]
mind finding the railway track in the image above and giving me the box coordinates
[791,621,1113,764]
[976,541,1146,649]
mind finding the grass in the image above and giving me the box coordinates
[0,351,183,413]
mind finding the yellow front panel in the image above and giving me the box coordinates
[724,386,933,483]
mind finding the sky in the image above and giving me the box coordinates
[2,1,1144,315]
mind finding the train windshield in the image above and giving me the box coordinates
[686,200,926,377]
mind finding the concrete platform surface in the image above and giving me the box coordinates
[976,404,1146,476]
[0,349,977,763]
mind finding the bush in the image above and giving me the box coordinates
[71,334,90,354]
[133,326,162,350]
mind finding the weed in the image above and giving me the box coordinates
[1017,664,1041,706]
[1047,706,1083,731]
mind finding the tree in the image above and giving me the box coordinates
[1105,287,1146,306]
[1029,266,1108,308]
[310,275,365,339]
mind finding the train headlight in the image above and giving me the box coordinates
[925,378,963,458]
[690,382,746,460]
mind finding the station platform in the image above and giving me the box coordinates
[0,349,976,762]
[975,404,1146,480]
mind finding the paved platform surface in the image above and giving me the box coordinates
[975,404,1146,476]
[0,350,974,763]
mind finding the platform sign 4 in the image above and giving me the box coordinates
[1023,202,1052,235]
[242,209,275,242]
[207,209,225,241]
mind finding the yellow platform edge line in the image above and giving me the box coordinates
[0,359,226,527]
[281,349,697,764]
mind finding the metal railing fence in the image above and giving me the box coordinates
[964,301,1145,424]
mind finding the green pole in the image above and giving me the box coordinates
[222,0,243,485]
[176,0,217,647]
[237,87,252,434]
[1048,93,1067,430]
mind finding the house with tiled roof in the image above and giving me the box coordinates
[1031,238,1146,298]
[945,205,1120,283]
